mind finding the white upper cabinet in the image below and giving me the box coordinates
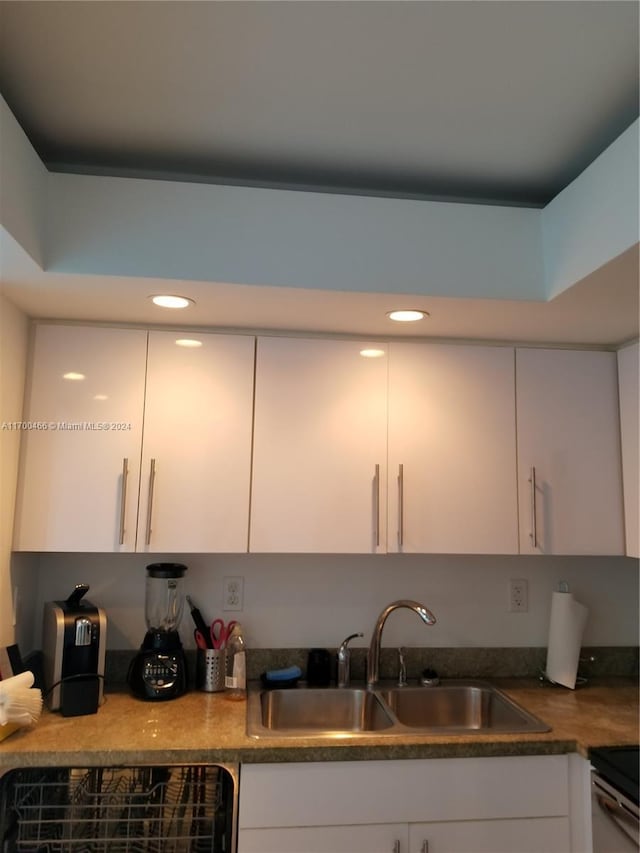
[137,331,255,553]
[15,326,628,557]
[515,348,624,555]
[14,325,255,553]
[13,325,147,552]
[617,341,639,557]
[387,343,518,554]
[250,337,388,553]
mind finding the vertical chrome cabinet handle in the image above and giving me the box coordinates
[374,464,380,547]
[397,463,404,547]
[392,841,400,853]
[421,841,429,853]
[119,458,129,545]
[528,465,538,548]
[145,458,157,546]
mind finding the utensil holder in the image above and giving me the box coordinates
[196,648,225,692]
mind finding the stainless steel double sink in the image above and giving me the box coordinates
[246,680,550,738]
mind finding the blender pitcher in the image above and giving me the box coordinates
[145,563,185,631]
[127,563,189,701]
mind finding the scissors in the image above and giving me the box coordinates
[194,629,210,651]
[210,619,237,650]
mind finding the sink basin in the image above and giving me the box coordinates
[377,683,550,733]
[251,688,395,736]
[246,680,550,739]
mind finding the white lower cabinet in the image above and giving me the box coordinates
[240,820,569,853]
[240,824,406,852]
[408,818,570,852]
[238,756,579,853]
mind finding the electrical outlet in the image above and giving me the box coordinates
[509,578,528,612]
[223,576,244,612]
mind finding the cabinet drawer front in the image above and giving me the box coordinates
[239,757,570,828]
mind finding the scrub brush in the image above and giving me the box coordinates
[0,671,43,726]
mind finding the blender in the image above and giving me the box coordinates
[127,563,188,700]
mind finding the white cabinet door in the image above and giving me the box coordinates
[618,341,639,557]
[240,824,407,853]
[239,757,569,829]
[240,758,576,853]
[409,817,570,853]
[240,819,570,853]
[137,331,255,553]
[516,348,624,555]
[388,343,518,553]
[13,325,147,552]
[250,337,388,553]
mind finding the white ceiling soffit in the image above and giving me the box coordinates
[1,228,637,347]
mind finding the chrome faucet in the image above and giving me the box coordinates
[367,600,436,687]
[337,632,364,688]
[397,646,407,687]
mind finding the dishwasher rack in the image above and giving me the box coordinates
[0,763,238,853]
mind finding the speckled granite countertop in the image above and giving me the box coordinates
[0,678,637,768]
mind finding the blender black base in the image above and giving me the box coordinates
[127,630,188,701]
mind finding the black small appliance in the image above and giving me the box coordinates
[42,584,107,716]
[307,648,332,687]
[127,563,188,701]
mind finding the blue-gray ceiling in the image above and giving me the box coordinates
[0,0,638,206]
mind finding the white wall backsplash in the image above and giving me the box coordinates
[26,553,639,652]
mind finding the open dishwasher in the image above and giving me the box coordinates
[0,763,238,852]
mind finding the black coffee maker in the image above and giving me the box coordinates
[127,563,188,701]
[42,584,107,716]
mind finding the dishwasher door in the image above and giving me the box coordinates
[0,763,238,852]
[592,772,640,853]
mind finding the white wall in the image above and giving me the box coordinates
[0,98,47,266]
[46,172,544,301]
[28,552,639,652]
[0,294,34,648]
[542,118,639,299]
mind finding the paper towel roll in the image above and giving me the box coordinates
[545,590,588,689]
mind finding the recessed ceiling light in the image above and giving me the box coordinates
[150,294,195,309]
[175,339,203,348]
[93,394,108,401]
[387,309,428,323]
[63,372,85,381]
[360,348,386,358]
